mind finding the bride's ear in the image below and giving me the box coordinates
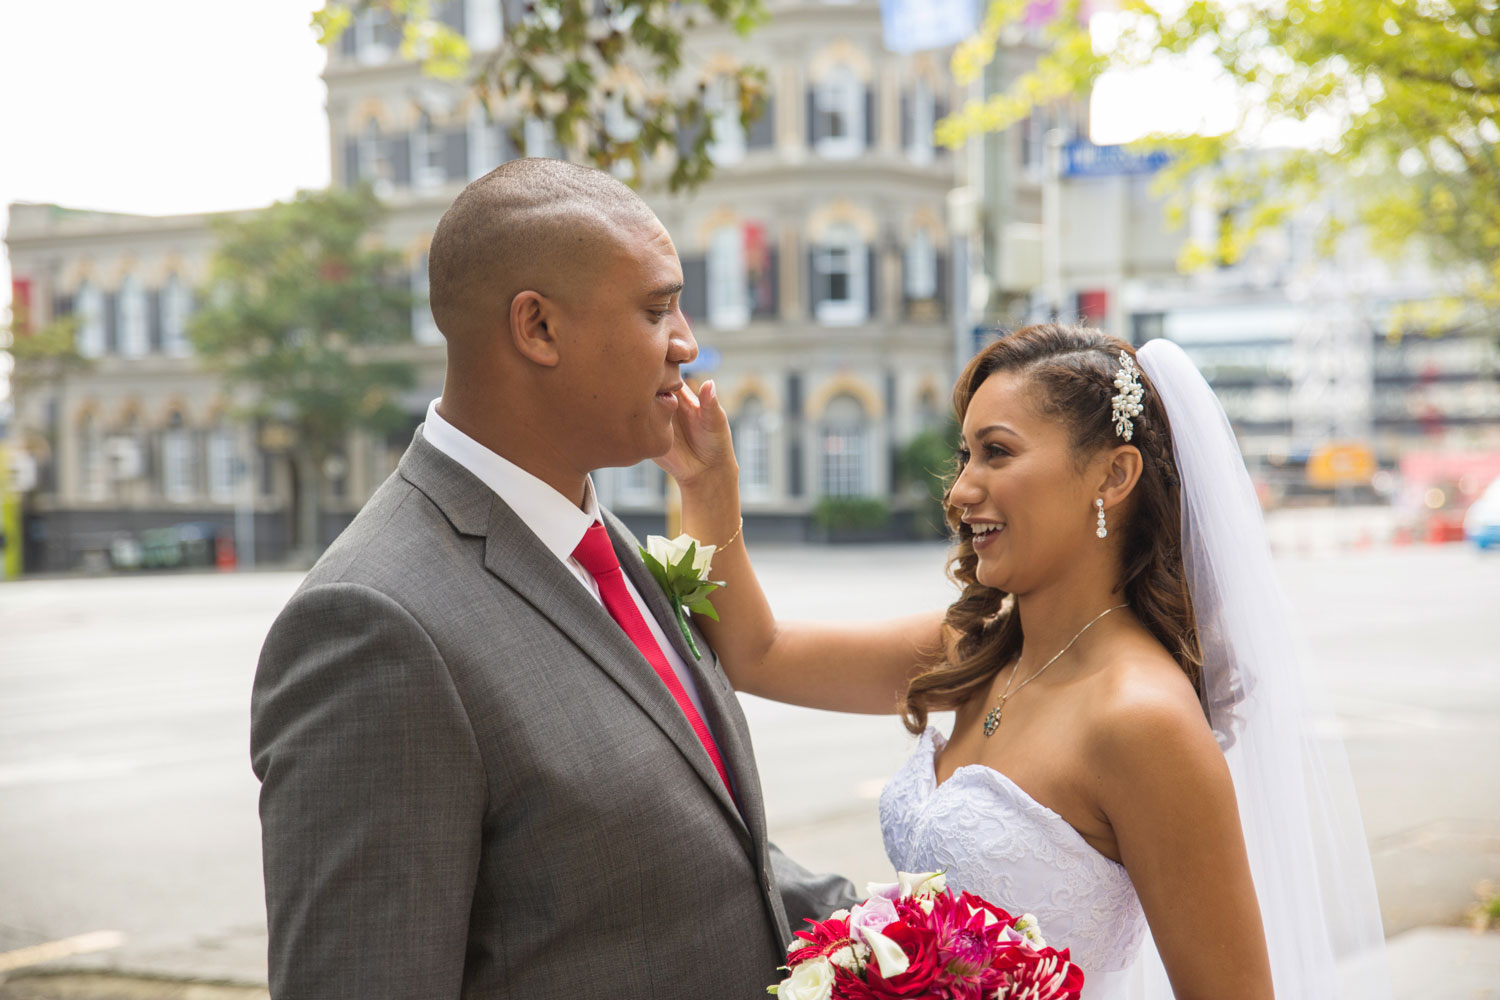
[1096,445,1144,510]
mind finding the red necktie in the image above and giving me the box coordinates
[572,522,733,797]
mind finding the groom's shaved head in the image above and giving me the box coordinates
[428,158,659,353]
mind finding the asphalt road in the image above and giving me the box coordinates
[0,541,1495,985]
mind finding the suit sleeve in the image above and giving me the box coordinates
[768,842,861,930]
[251,582,487,999]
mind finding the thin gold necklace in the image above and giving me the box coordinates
[983,604,1128,737]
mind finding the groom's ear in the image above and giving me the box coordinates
[509,289,561,367]
[1097,445,1144,507]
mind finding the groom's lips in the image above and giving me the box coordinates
[655,382,683,408]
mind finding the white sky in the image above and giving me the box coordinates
[0,0,330,327]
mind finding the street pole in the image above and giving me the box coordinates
[0,441,19,580]
[234,444,256,572]
[1042,130,1066,321]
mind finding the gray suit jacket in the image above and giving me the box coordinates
[252,429,855,998]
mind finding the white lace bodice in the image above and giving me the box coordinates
[879,727,1147,1000]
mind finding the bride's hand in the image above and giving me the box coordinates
[655,379,738,494]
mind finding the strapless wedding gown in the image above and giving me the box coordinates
[880,728,1148,1000]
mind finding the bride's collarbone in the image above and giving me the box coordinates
[941,690,1122,863]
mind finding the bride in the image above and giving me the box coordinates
[660,324,1387,999]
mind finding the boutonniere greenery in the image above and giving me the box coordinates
[639,533,724,658]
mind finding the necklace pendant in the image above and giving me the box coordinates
[983,706,1001,737]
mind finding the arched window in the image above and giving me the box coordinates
[207,422,240,502]
[706,76,745,166]
[117,274,148,358]
[812,222,868,325]
[161,412,196,503]
[907,77,935,164]
[75,281,105,358]
[735,397,772,499]
[707,225,749,330]
[413,111,444,190]
[161,274,193,356]
[354,8,397,64]
[812,64,864,159]
[820,394,868,497]
[904,228,937,301]
[468,102,506,180]
[465,0,503,50]
[523,116,559,159]
[359,119,392,192]
[79,412,108,500]
[412,252,442,345]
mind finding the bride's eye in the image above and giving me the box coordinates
[956,448,971,466]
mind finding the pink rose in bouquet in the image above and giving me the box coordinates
[769,871,1084,1000]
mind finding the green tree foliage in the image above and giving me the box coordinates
[3,311,86,400]
[941,0,1500,314]
[190,184,417,556]
[314,0,770,192]
[898,420,959,537]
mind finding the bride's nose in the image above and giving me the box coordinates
[949,459,983,508]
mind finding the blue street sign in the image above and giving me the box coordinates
[683,346,722,375]
[1063,140,1171,178]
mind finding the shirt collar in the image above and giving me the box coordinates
[423,398,600,562]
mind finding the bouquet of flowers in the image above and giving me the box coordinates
[769,870,1085,1000]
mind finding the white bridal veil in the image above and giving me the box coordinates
[1130,339,1390,999]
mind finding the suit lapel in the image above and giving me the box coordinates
[400,428,756,846]
[603,512,768,852]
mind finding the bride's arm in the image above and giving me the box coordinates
[1092,679,1274,1000]
[659,381,945,715]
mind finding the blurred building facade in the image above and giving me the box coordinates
[1040,139,1500,502]
[5,0,967,571]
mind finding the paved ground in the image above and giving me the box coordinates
[0,536,1496,995]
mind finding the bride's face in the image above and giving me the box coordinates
[950,370,1102,593]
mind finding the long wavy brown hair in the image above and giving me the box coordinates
[900,323,1202,735]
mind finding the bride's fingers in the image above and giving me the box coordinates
[698,379,729,428]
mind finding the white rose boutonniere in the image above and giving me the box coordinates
[639,533,723,658]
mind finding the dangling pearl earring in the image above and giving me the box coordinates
[1095,499,1108,539]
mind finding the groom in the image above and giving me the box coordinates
[251,159,854,998]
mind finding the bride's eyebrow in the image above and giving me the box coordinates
[970,423,1018,440]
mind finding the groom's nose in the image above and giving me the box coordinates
[667,309,697,365]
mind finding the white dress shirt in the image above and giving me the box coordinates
[422,399,714,728]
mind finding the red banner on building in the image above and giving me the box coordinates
[10,277,32,336]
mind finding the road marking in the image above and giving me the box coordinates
[0,930,126,973]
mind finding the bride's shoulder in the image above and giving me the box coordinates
[1082,646,1222,781]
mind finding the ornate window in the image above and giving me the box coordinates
[412,252,442,345]
[812,223,867,325]
[708,225,749,330]
[161,413,196,503]
[813,64,864,159]
[207,424,239,502]
[75,281,105,358]
[161,274,192,356]
[907,77,935,164]
[820,394,868,497]
[413,111,445,190]
[905,228,938,301]
[358,119,393,194]
[117,274,149,358]
[705,76,745,166]
[79,413,108,500]
[736,397,772,499]
[468,103,506,180]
